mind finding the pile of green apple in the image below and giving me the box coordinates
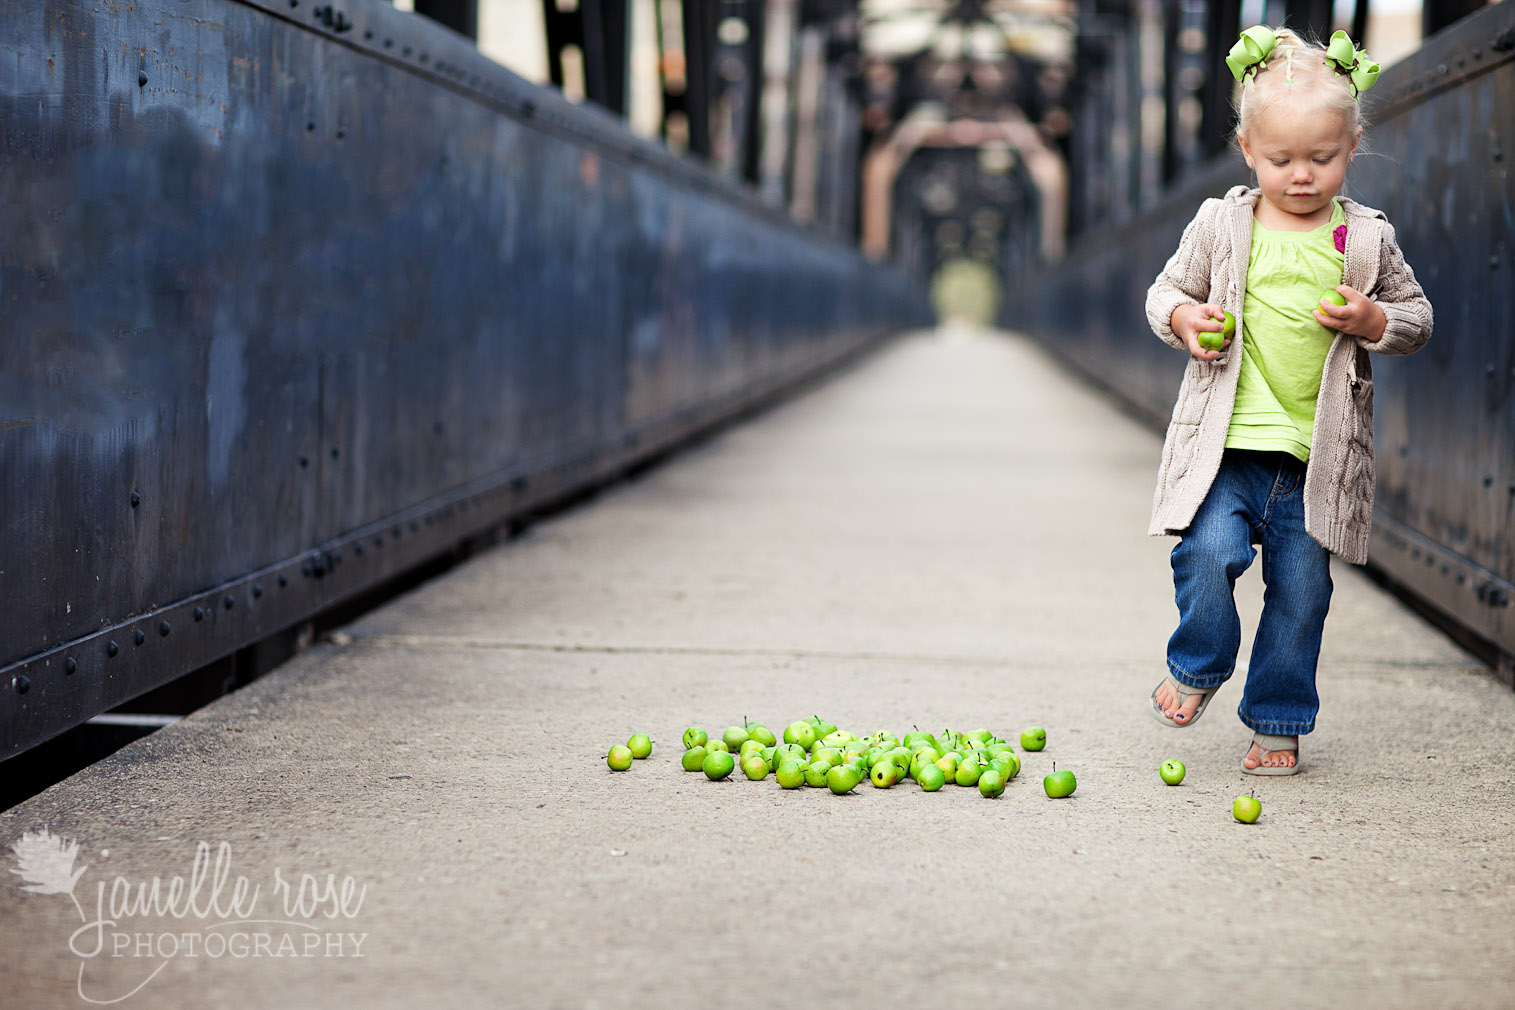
[659,717,1074,800]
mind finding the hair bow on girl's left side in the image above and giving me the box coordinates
[1325,30,1380,94]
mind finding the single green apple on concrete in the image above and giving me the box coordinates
[682,727,708,750]
[1043,762,1076,798]
[917,764,947,791]
[627,733,652,759]
[1160,759,1186,786]
[722,725,750,750]
[741,755,769,781]
[826,764,862,795]
[869,761,900,788]
[1020,727,1047,752]
[702,750,736,781]
[1233,793,1262,824]
[607,745,634,771]
[680,746,708,772]
[775,761,806,789]
[978,769,1005,798]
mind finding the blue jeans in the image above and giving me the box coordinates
[1167,449,1333,736]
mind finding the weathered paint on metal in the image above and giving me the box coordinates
[0,0,933,758]
[1005,2,1515,669]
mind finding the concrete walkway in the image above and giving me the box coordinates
[3,329,1512,1010]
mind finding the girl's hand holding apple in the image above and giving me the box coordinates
[1313,284,1386,342]
[1172,302,1232,360]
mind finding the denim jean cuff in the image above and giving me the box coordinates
[1239,718,1315,736]
[1166,659,1230,690]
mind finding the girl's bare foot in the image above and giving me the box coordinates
[1243,740,1297,770]
[1153,679,1206,724]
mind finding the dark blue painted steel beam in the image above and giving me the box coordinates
[0,0,933,758]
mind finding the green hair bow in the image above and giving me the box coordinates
[1226,25,1277,83]
[1325,30,1380,95]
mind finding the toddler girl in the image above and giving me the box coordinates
[1144,26,1433,774]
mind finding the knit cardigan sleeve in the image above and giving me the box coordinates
[1363,219,1433,356]
[1146,198,1221,350]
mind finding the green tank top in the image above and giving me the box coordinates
[1225,200,1346,461]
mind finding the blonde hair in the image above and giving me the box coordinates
[1234,27,1363,142]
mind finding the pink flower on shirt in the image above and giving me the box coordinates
[1334,224,1347,253]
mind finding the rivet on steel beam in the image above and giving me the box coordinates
[159,621,171,637]
[290,0,299,7]
[278,574,289,587]
[522,100,536,119]
[253,583,263,598]
[1437,63,1448,76]
[224,595,235,610]
[1492,256,1501,269]
[409,521,419,532]
[299,454,310,467]
[138,70,147,87]
[307,122,316,132]
[403,45,413,56]
[64,658,76,675]
[374,536,383,548]
[131,490,141,507]
[107,641,119,657]
[330,445,340,459]
[134,630,146,645]
[193,607,205,622]
[1484,474,1495,486]
[384,38,393,48]
[353,542,363,556]
[15,676,30,695]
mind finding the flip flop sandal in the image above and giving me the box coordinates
[1242,733,1301,776]
[1149,673,1217,728]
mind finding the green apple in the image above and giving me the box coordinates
[773,743,806,767]
[997,752,1021,780]
[626,733,652,759]
[987,757,1015,782]
[739,739,765,759]
[978,768,1005,798]
[803,760,832,788]
[1197,310,1235,351]
[741,755,770,781]
[807,716,838,738]
[681,746,708,772]
[1042,762,1076,798]
[934,754,959,780]
[747,724,778,747]
[706,738,730,753]
[722,725,750,750]
[826,764,862,795]
[1020,727,1047,752]
[775,761,806,789]
[869,761,900,788]
[682,727,708,749]
[607,745,634,771]
[1160,759,1186,786]
[1233,793,1262,824]
[954,758,983,788]
[702,750,736,781]
[917,764,947,792]
[783,721,818,750]
[812,747,844,768]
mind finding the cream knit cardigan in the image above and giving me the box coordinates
[1146,185,1433,564]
